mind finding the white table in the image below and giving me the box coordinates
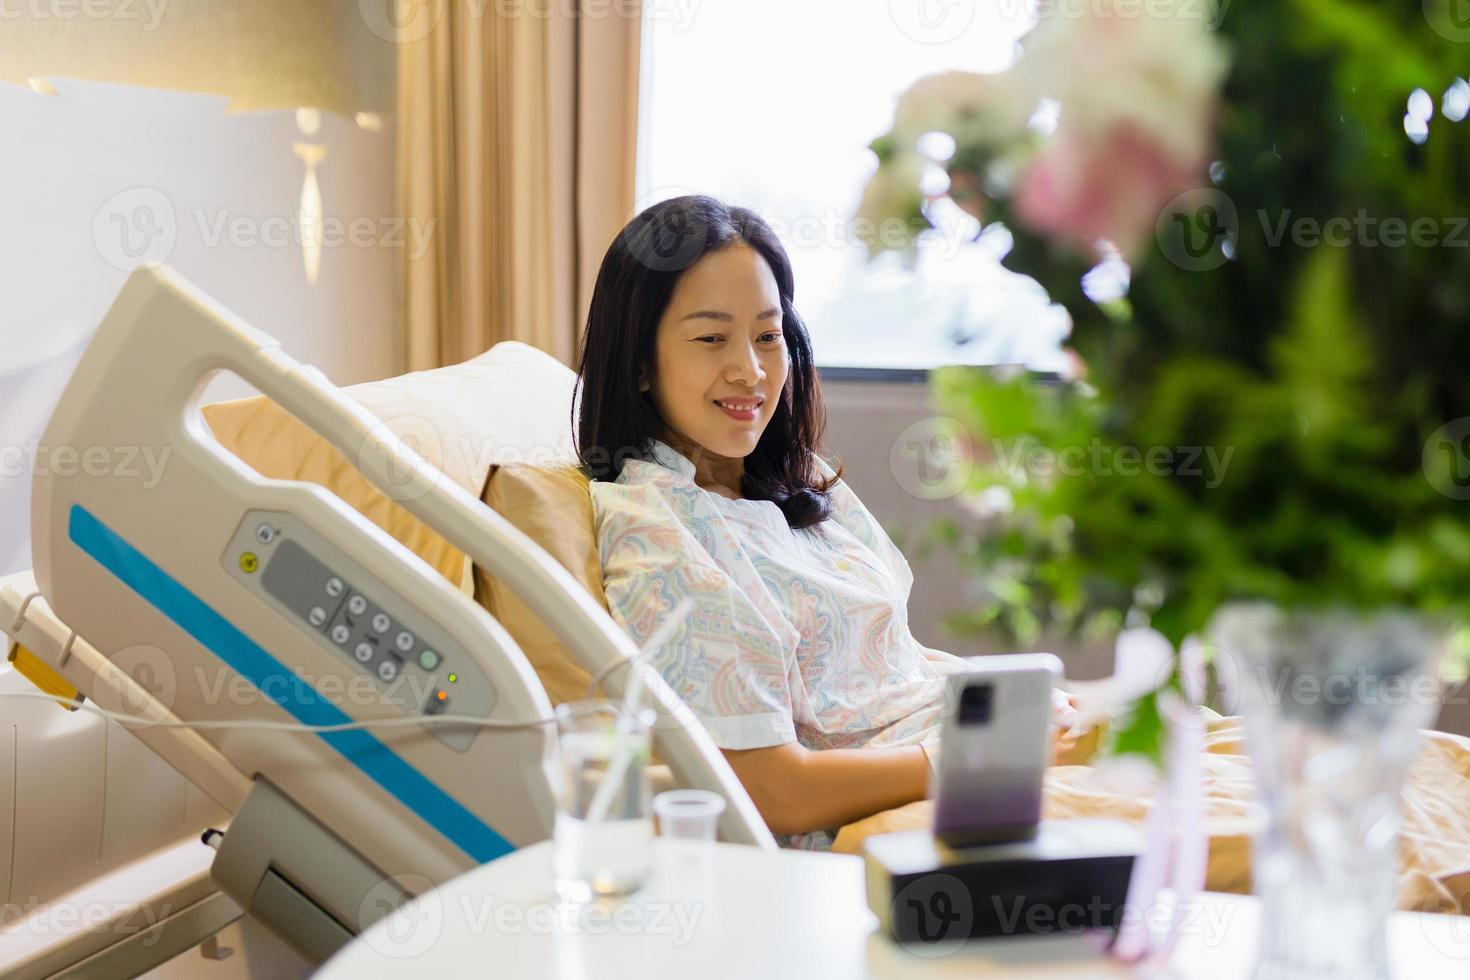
[319,841,1470,979]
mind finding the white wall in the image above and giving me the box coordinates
[820,377,1116,677]
[0,78,400,576]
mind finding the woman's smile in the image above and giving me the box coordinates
[714,396,764,422]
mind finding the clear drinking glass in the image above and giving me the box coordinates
[1210,604,1447,980]
[551,700,655,903]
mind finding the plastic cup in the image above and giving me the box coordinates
[653,789,726,842]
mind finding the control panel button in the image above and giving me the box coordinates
[242,515,482,751]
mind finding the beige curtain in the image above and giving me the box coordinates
[398,1,642,371]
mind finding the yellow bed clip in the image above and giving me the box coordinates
[6,641,84,711]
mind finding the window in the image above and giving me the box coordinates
[637,0,1072,372]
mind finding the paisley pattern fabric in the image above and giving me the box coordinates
[591,439,969,848]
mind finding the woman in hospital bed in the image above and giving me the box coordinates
[573,195,1081,849]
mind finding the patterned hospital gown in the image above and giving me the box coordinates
[590,438,969,848]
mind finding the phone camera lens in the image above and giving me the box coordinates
[959,682,994,725]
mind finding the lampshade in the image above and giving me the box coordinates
[0,0,397,115]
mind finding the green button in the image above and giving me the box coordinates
[418,649,440,671]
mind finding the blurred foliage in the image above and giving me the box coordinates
[878,2,1470,755]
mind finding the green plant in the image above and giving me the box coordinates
[863,0,1470,758]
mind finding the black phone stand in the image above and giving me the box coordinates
[864,819,1142,945]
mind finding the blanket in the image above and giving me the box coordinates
[832,716,1470,915]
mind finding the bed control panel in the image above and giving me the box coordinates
[222,509,492,751]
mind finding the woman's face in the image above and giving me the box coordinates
[643,243,789,462]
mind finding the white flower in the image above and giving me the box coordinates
[1065,626,1176,729]
[1015,0,1230,167]
[891,70,1031,147]
[855,150,927,254]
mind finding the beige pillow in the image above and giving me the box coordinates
[474,463,673,778]
[199,340,581,598]
[474,463,603,705]
[199,344,609,711]
[201,397,472,592]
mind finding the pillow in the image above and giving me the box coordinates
[473,462,603,705]
[475,463,674,780]
[202,395,472,592]
[200,341,580,596]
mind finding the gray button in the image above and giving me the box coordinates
[394,630,415,653]
[308,606,327,627]
[377,659,400,682]
[347,595,368,616]
[330,624,351,645]
[325,577,345,598]
[372,612,392,634]
[354,642,374,663]
[255,523,277,544]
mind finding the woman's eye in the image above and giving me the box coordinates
[694,332,780,344]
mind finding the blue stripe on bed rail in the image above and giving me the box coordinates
[68,503,512,864]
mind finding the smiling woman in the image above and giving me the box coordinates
[573,195,838,529]
[572,196,1080,847]
[644,245,788,497]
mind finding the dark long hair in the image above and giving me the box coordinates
[573,195,841,530]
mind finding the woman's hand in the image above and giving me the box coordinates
[1050,688,1080,728]
[1050,689,1084,765]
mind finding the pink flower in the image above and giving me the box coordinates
[865,1,1229,265]
[1005,2,1230,262]
[1014,122,1205,262]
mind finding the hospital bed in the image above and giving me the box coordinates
[0,265,774,978]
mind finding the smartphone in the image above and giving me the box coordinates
[931,653,1062,849]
